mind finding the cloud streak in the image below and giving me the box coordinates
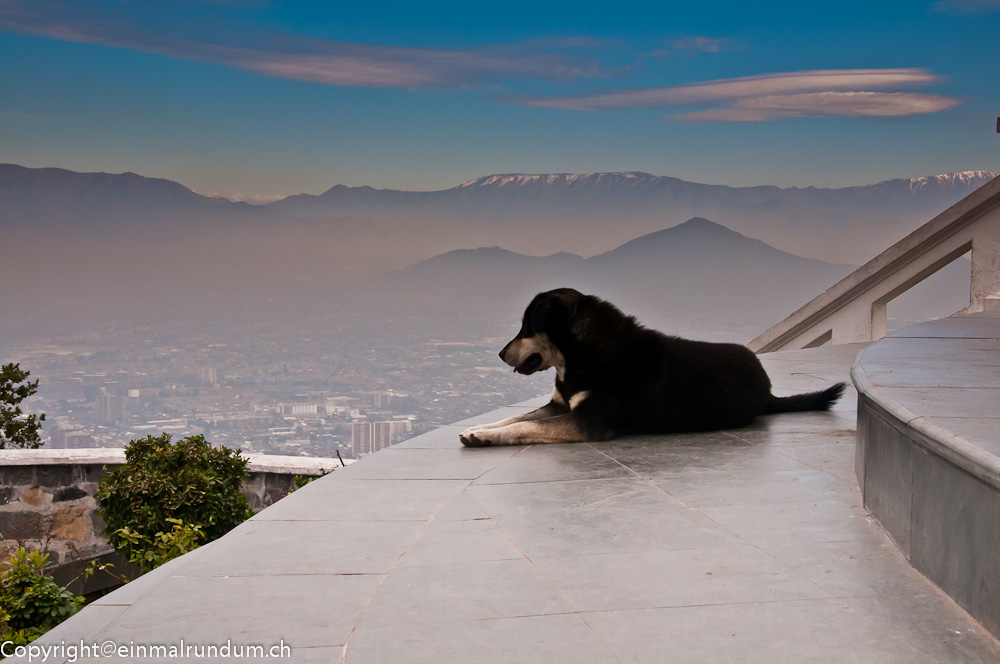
[0,1,603,89]
[518,68,960,121]
[0,2,962,122]
[673,91,960,122]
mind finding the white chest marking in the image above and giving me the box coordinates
[569,391,590,410]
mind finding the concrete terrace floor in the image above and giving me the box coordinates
[24,344,1000,663]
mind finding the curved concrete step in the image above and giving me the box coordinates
[853,310,1000,638]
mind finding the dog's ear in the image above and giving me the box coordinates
[529,293,570,337]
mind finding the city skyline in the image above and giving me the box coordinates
[2,0,998,201]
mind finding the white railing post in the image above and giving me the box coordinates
[749,175,1000,353]
[968,228,1000,312]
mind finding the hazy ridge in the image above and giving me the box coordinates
[1,164,990,344]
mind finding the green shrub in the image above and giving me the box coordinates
[111,518,206,574]
[0,549,83,646]
[96,434,253,565]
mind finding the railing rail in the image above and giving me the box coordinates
[749,175,1000,353]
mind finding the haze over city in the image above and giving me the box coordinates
[1,1,998,458]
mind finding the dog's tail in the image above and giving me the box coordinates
[762,383,846,415]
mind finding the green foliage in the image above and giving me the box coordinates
[112,518,206,574]
[0,363,46,450]
[292,475,315,489]
[96,434,253,566]
[291,473,326,491]
[0,549,83,646]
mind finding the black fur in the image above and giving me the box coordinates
[500,288,844,441]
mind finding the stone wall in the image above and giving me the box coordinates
[0,449,344,589]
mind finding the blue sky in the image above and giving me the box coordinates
[1,0,998,199]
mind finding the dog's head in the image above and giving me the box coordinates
[499,289,582,376]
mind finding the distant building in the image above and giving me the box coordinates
[371,391,393,409]
[127,389,141,413]
[94,388,125,425]
[280,403,318,416]
[351,420,413,456]
[373,422,392,451]
[200,367,218,387]
[50,420,95,449]
[351,421,372,456]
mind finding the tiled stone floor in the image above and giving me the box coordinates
[19,343,1000,663]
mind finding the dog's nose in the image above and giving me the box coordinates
[499,342,511,362]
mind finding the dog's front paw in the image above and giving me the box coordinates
[459,427,493,447]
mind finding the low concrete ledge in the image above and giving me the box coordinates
[0,449,344,475]
[0,449,344,594]
[852,310,1000,638]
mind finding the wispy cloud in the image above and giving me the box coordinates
[668,36,731,53]
[0,2,964,123]
[0,1,603,89]
[517,68,960,121]
[673,91,960,122]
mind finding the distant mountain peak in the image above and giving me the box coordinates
[451,170,999,193]
[453,172,664,190]
[673,216,725,229]
[906,171,999,190]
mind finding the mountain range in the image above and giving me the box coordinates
[354,217,857,340]
[3,164,997,268]
[0,164,988,342]
[268,169,999,265]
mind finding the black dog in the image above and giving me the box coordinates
[459,288,845,446]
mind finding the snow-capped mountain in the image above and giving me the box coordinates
[269,169,998,264]
[4,163,996,269]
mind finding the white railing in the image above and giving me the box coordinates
[749,175,1000,353]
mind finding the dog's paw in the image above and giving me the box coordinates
[459,427,493,447]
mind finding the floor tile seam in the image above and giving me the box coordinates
[637,460,853,482]
[762,440,856,448]
[674,503,874,599]
[81,555,197,619]
[330,476,474,481]
[676,496,866,510]
[574,594,858,617]
[783,371,850,382]
[523,546,844,567]
[486,488,822,636]
[582,443,645,480]
[488,518,599,626]
[252,517,431,523]
[639,467,807,512]
[844,568,1000,649]
[468,475,654,493]
[764,435,858,447]
[529,557,847,591]
[336,516,435,664]
[576,598,980,663]
[336,481,490,661]
[347,592,941,626]
[769,447,863,487]
[463,443,535,483]
[421,510,623,658]
[354,606,629,662]
[171,572,384,578]
[836,596,1000,661]
[471,474,639,487]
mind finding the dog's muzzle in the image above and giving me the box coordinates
[500,341,543,375]
[512,353,543,375]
